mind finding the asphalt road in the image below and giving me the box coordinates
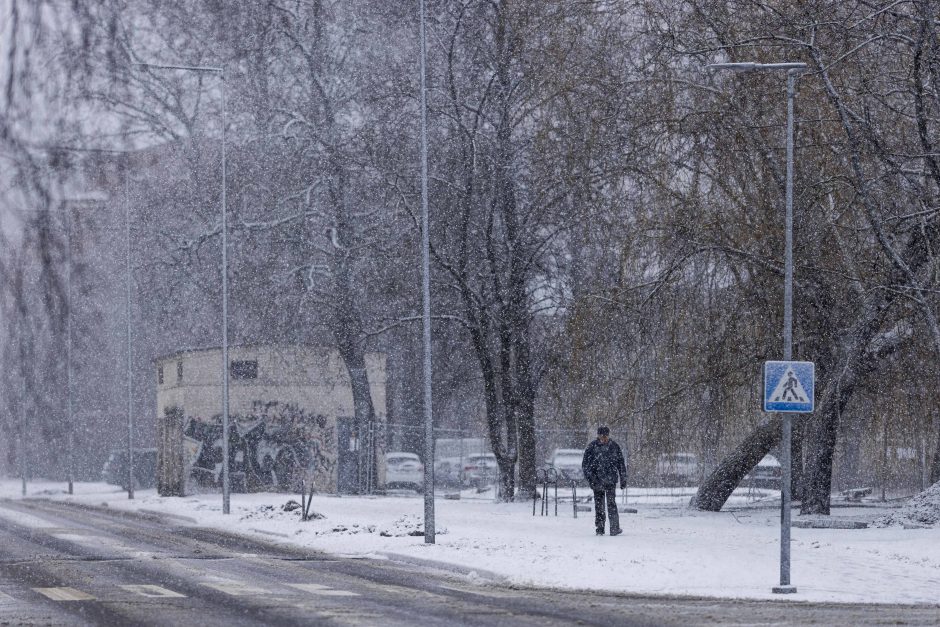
[0,499,937,626]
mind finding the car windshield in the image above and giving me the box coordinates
[387,455,418,465]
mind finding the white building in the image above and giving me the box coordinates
[155,345,386,495]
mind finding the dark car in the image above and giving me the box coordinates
[102,449,158,490]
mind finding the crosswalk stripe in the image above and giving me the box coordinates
[32,587,95,601]
[119,585,186,598]
[288,583,359,597]
[201,582,269,596]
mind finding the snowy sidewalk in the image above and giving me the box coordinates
[1,480,938,605]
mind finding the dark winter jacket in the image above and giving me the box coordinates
[582,439,627,488]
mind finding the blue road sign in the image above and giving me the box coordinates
[763,361,814,413]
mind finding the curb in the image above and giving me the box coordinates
[138,509,200,525]
[792,519,868,529]
[250,527,291,539]
[23,497,201,526]
[379,551,510,585]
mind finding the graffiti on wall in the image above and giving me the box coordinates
[184,401,336,492]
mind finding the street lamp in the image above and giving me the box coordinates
[63,190,135,498]
[707,60,807,594]
[123,176,134,500]
[135,62,231,514]
[66,209,74,495]
[419,0,436,544]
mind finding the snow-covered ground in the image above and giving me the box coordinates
[2,479,939,605]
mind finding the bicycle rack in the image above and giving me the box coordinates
[532,467,560,516]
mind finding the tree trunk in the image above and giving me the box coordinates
[801,294,889,514]
[837,404,865,491]
[699,383,723,479]
[798,39,940,513]
[331,299,377,492]
[691,417,781,511]
[515,390,537,500]
[791,418,805,502]
[802,398,842,515]
[496,454,516,498]
[511,306,537,499]
[930,416,940,485]
[327,163,378,492]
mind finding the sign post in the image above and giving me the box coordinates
[764,360,814,594]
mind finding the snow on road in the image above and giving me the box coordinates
[2,480,938,605]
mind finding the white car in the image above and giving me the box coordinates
[384,452,424,492]
[547,448,585,483]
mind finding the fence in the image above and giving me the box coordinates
[349,423,735,499]
[341,423,590,495]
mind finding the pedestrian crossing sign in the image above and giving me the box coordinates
[763,361,814,413]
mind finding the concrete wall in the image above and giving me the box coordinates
[155,345,386,494]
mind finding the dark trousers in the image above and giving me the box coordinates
[593,486,619,532]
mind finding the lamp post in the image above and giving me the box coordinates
[135,62,230,514]
[66,209,74,495]
[59,190,133,497]
[419,0,435,544]
[706,61,806,594]
[123,176,134,500]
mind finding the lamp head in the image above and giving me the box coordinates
[706,62,807,74]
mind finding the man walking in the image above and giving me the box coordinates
[581,426,627,536]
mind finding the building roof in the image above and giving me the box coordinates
[153,343,381,364]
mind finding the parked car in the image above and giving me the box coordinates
[546,448,585,484]
[745,454,782,489]
[434,438,489,486]
[101,448,158,490]
[655,452,699,486]
[384,452,424,492]
[462,453,498,488]
[434,457,464,486]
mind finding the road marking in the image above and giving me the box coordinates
[201,582,269,596]
[0,591,15,605]
[119,585,186,598]
[288,583,359,597]
[32,587,96,601]
[52,533,102,544]
[0,506,58,530]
